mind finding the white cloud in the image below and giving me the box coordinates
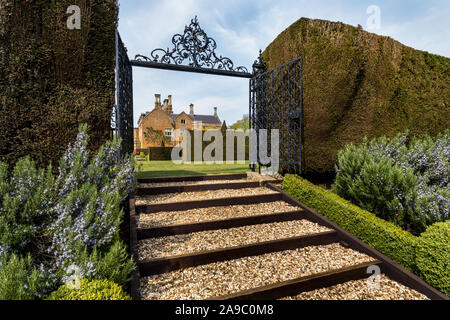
[377,4,450,56]
[119,0,450,127]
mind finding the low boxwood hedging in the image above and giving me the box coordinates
[283,174,449,295]
[415,222,450,295]
[46,278,131,300]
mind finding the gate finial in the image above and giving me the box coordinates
[135,16,248,73]
[252,49,265,74]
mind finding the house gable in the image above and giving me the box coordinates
[138,108,175,148]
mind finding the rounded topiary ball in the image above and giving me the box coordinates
[47,278,131,300]
[415,221,450,296]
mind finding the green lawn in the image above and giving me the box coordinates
[136,160,252,178]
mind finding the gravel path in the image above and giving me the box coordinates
[136,187,278,205]
[140,243,375,300]
[138,219,332,260]
[139,179,251,188]
[138,201,300,228]
[281,274,429,300]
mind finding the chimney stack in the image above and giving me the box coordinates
[190,103,194,115]
[154,94,161,108]
[163,99,168,111]
[168,95,173,113]
[214,107,218,117]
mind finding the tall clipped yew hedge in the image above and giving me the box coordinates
[263,18,450,175]
[0,0,118,167]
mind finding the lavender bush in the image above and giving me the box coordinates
[0,125,136,299]
[333,131,449,234]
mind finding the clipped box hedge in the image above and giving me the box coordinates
[415,222,450,295]
[47,278,131,301]
[283,174,449,296]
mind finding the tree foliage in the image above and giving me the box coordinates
[231,116,249,131]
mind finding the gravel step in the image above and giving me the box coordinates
[138,201,300,228]
[139,179,251,188]
[138,219,333,260]
[280,274,429,300]
[138,173,247,184]
[139,243,376,300]
[135,187,278,205]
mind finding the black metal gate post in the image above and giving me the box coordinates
[249,51,266,172]
[249,56,303,174]
[113,30,134,156]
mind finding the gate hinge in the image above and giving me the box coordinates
[288,109,301,120]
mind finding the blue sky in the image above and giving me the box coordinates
[118,0,450,127]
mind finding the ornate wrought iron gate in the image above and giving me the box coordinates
[249,57,303,174]
[113,31,134,156]
[114,16,303,173]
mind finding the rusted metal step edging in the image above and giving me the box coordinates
[137,210,306,239]
[266,183,450,300]
[128,193,141,300]
[137,173,248,184]
[137,181,260,196]
[208,261,382,300]
[138,231,339,276]
[135,192,283,214]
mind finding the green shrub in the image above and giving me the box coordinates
[283,174,418,271]
[138,152,145,158]
[74,240,135,286]
[0,254,41,300]
[415,221,450,295]
[47,278,131,300]
[333,131,449,234]
[283,174,450,295]
[0,125,136,298]
[0,156,55,255]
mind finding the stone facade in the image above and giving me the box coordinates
[136,94,222,149]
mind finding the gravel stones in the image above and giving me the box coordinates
[140,243,376,300]
[136,187,278,205]
[138,219,332,260]
[281,274,429,300]
[139,179,250,188]
[136,179,433,301]
[138,201,300,228]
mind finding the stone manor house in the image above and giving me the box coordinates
[134,94,222,149]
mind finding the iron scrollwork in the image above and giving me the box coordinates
[135,16,248,73]
[249,56,303,174]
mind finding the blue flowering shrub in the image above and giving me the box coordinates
[0,125,136,299]
[333,131,449,234]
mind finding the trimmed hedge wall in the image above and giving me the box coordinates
[136,130,250,161]
[283,174,417,271]
[0,1,118,168]
[415,222,450,294]
[264,18,450,174]
[283,174,449,295]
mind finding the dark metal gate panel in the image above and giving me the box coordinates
[249,57,303,174]
[113,31,134,155]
